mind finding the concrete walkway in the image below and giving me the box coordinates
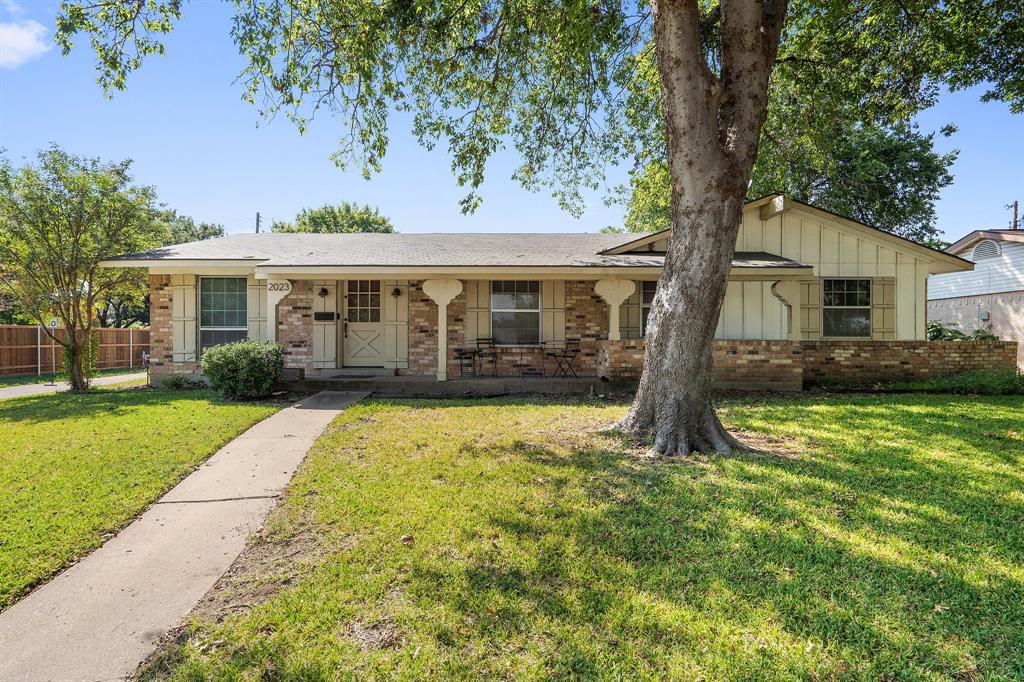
[0,371,148,401]
[0,390,368,682]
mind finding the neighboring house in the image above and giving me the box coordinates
[928,229,1024,369]
[102,195,1001,390]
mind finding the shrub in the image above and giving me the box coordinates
[160,374,205,390]
[893,368,1024,395]
[200,339,284,400]
[927,320,999,341]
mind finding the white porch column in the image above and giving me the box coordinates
[594,279,636,341]
[770,279,803,341]
[422,279,463,381]
[264,279,293,343]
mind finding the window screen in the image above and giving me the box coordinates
[822,279,871,338]
[490,281,540,344]
[199,277,248,352]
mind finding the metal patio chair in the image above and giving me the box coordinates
[475,337,498,376]
[546,338,581,378]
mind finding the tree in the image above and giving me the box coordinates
[624,123,957,246]
[271,203,393,233]
[57,0,1024,453]
[164,210,225,244]
[94,210,225,328]
[0,147,164,389]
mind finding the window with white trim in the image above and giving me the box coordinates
[640,281,657,335]
[199,277,248,352]
[490,281,540,344]
[822,278,871,338]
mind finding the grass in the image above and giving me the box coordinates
[812,368,1024,395]
[146,395,1024,680]
[0,366,142,388]
[0,386,281,609]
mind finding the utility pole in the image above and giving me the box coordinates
[1012,200,1019,231]
[256,211,261,233]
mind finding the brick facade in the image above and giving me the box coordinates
[598,338,1019,389]
[564,280,607,375]
[148,274,1019,389]
[929,292,1024,369]
[148,274,199,376]
[277,280,314,375]
[402,280,439,376]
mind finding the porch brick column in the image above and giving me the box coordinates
[264,279,293,342]
[422,279,463,381]
[594,279,636,341]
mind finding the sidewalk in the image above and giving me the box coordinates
[0,371,148,401]
[0,390,368,682]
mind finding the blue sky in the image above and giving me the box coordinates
[1,0,1021,240]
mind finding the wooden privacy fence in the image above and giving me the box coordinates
[0,325,151,376]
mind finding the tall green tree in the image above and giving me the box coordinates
[94,210,225,328]
[163,210,225,244]
[0,147,165,389]
[625,122,958,245]
[271,202,393,233]
[57,0,1024,453]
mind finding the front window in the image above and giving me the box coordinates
[199,277,248,352]
[822,278,871,338]
[640,281,657,335]
[490,280,540,344]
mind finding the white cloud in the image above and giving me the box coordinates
[0,20,51,69]
[1,0,24,16]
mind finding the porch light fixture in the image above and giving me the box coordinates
[317,287,329,298]
[391,287,402,298]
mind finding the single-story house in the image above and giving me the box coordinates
[102,195,1017,390]
[928,227,1024,369]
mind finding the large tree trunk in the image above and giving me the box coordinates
[617,0,786,456]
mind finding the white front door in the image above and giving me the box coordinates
[343,280,385,366]
[312,282,338,369]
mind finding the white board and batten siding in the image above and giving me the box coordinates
[735,206,931,340]
[929,240,1024,300]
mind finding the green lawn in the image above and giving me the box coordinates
[0,366,142,388]
[146,395,1024,681]
[0,387,281,609]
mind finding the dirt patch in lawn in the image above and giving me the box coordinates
[135,509,347,680]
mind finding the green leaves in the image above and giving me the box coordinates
[270,202,394,233]
[54,0,1023,217]
[0,145,164,332]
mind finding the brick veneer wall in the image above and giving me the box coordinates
[598,339,804,390]
[598,338,1018,390]
[402,280,439,376]
[565,280,608,375]
[148,274,199,376]
[277,280,314,375]
[799,340,1018,382]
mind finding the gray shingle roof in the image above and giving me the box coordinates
[103,232,810,269]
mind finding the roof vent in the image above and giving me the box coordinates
[971,239,1001,260]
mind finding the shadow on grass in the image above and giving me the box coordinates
[152,395,1023,679]
[0,388,281,425]
[404,396,1024,678]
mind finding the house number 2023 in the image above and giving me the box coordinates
[268,281,291,293]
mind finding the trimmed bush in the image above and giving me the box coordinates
[200,339,284,400]
[893,368,1024,395]
[160,374,205,390]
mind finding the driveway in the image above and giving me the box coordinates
[0,390,368,682]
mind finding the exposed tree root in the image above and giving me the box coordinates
[614,400,752,457]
